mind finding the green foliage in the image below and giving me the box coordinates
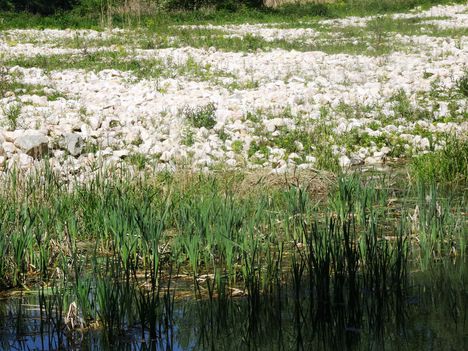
[1,0,466,30]
[181,127,195,146]
[0,162,465,351]
[0,165,464,290]
[411,137,468,183]
[456,71,468,98]
[0,0,13,11]
[0,65,11,98]
[2,0,79,15]
[184,102,217,129]
[2,102,22,130]
[165,0,263,11]
[231,140,243,154]
[127,153,149,170]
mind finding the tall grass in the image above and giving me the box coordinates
[410,137,468,184]
[0,162,465,347]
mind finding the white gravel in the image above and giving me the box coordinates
[0,3,466,177]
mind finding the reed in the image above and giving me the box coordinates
[0,162,465,348]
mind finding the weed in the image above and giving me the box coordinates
[248,139,270,160]
[2,102,22,130]
[456,71,468,98]
[217,128,228,142]
[0,65,12,97]
[181,127,195,146]
[0,164,465,347]
[315,143,340,173]
[127,153,148,170]
[131,134,143,147]
[47,90,67,101]
[184,102,217,129]
[231,140,244,154]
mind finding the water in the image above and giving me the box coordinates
[1,260,467,351]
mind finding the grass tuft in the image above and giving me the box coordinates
[456,71,468,98]
[184,102,217,129]
[410,137,468,183]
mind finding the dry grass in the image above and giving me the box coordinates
[264,0,335,8]
[238,168,335,197]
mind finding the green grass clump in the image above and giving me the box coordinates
[456,71,468,98]
[410,137,468,183]
[2,102,22,130]
[184,102,217,129]
[0,65,14,97]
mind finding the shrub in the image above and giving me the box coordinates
[0,0,13,11]
[164,0,263,11]
[1,0,79,15]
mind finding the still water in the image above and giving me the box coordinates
[1,260,466,351]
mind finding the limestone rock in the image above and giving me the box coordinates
[62,133,84,156]
[14,130,49,159]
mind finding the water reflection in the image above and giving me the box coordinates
[1,260,466,351]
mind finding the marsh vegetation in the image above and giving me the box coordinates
[0,0,467,350]
[0,148,467,350]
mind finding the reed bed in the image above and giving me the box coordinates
[0,163,466,348]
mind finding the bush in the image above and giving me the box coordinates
[165,0,263,11]
[0,0,13,11]
[0,0,79,14]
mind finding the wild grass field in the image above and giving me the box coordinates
[0,0,467,350]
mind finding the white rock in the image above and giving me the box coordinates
[288,153,301,160]
[8,153,34,169]
[3,142,17,156]
[226,159,237,167]
[365,156,383,164]
[294,141,304,151]
[380,146,391,155]
[88,116,102,130]
[114,150,129,158]
[62,133,84,156]
[14,130,49,159]
[339,155,351,168]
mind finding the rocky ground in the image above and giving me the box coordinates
[0,3,467,179]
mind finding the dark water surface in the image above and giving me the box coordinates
[1,260,467,351]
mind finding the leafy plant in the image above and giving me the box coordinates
[231,140,244,154]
